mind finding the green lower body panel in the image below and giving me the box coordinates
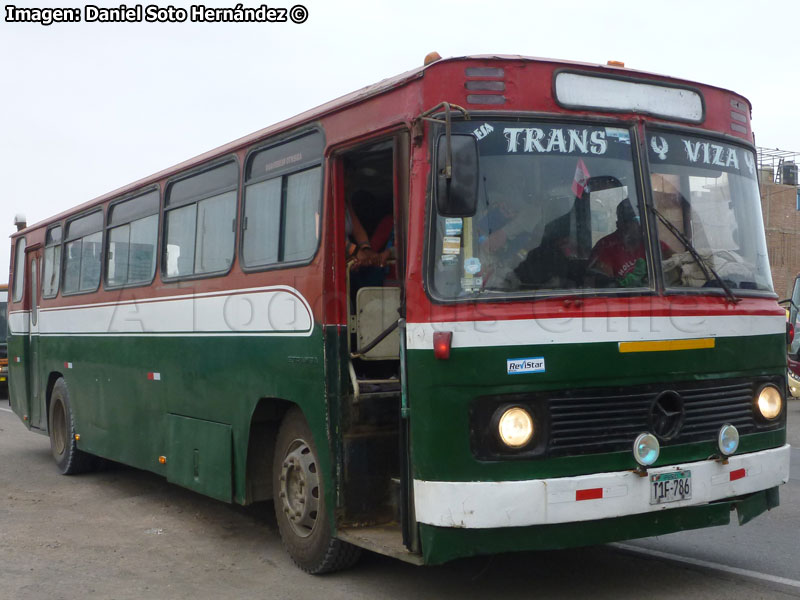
[418,488,778,565]
[167,414,233,503]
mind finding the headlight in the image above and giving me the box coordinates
[633,433,660,466]
[496,406,534,448]
[756,385,783,420]
[718,424,740,456]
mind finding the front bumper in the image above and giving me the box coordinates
[414,444,790,529]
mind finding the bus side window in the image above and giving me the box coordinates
[63,211,103,295]
[42,225,62,298]
[242,131,324,269]
[164,161,238,279]
[106,190,159,288]
[283,168,322,263]
[12,237,26,303]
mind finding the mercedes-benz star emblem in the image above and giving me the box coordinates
[649,391,685,440]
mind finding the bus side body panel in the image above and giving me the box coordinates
[35,325,326,503]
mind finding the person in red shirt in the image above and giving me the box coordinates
[588,198,672,287]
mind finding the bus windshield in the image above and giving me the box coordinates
[647,130,773,292]
[430,122,773,300]
[430,120,648,299]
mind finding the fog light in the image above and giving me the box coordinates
[718,424,739,456]
[633,433,660,466]
[497,407,534,448]
[756,385,782,420]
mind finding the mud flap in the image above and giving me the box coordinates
[736,486,780,526]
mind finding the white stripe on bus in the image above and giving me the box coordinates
[8,286,314,337]
[406,315,785,349]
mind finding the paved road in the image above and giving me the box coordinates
[0,398,797,600]
[626,398,800,587]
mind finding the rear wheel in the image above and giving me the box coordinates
[48,378,94,475]
[273,407,360,573]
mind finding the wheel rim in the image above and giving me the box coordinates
[278,437,320,538]
[52,399,67,457]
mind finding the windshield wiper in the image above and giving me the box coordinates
[649,205,740,304]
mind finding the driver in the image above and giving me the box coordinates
[588,197,672,287]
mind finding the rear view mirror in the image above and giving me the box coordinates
[436,134,478,217]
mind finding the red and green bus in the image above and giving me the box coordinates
[7,54,790,573]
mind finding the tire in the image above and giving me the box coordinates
[273,407,361,574]
[48,378,94,475]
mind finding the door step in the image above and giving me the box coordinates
[337,523,423,565]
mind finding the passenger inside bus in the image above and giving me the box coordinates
[347,191,394,276]
[347,190,395,307]
[341,144,401,383]
[512,212,580,289]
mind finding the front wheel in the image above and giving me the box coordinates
[272,407,360,573]
[48,378,94,475]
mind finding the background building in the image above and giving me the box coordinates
[758,148,800,298]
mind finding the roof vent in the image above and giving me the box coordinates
[464,67,506,105]
[730,98,749,135]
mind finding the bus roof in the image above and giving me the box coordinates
[11,54,750,237]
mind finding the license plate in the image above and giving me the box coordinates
[649,470,692,505]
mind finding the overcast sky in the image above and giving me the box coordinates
[2,0,800,277]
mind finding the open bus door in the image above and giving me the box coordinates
[325,131,418,558]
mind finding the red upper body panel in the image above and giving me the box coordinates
[9,55,762,326]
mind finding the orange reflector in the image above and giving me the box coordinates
[159,456,167,464]
[433,331,452,360]
[607,60,625,67]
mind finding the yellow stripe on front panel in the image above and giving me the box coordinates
[618,338,716,353]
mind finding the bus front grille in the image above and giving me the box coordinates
[546,378,781,457]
